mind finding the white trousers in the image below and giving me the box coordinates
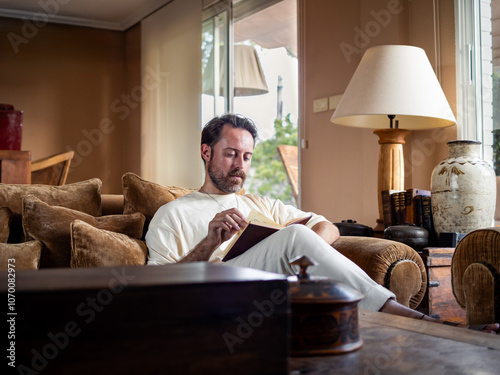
[225,225,395,311]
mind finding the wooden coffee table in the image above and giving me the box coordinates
[289,310,500,374]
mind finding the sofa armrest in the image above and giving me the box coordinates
[451,227,500,324]
[332,236,427,309]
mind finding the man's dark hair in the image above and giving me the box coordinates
[201,114,258,163]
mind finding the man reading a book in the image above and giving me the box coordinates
[146,114,499,333]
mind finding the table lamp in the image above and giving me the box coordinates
[203,44,268,97]
[330,45,456,231]
[234,44,268,96]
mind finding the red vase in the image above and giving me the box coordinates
[0,104,23,150]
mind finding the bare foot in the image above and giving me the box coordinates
[456,322,500,334]
[379,299,500,334]
[481,323,500,334]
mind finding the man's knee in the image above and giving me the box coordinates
[281,224,315,237]
[279,225,324,247]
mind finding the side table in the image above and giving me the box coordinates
[417,247,466,323]
[0,149,31,184]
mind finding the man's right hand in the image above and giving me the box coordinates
[205,208,247,249]
[178,208,247,263]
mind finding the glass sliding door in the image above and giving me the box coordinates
[490,0,500,175]
[456,0,497,166]
[201,1,232,125]
[201,0,299,206]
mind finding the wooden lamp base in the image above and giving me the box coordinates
[373,128,409,233]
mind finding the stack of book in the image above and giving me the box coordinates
[381,188,435,237]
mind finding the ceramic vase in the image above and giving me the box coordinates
[0,104,23,150]
[431,140,496,235]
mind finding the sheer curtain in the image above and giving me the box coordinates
[141,0,204,187]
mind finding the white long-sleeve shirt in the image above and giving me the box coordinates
[145,191,328,264]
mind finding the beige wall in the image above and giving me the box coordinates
[299,0,458,227]
[0,0,461,212]
[141,0,203,188]
[0,18,141,193]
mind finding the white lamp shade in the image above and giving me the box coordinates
[203,44,268,97]
[330,45,456,130]
[234,44,268,96]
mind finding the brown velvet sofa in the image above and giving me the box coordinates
[0,172,427,309]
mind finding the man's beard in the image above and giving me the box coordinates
[207,162,246,193]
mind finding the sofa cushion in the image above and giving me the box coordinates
[122,172,194,237]
[0,207,12,243]
[70,220,148,268]
[0,240,43,270]
[22,195,145,268]
[0,178,102,243]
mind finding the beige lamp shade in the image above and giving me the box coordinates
[330,45,456,129]
[203,44,268,97]
[234,44,268,96]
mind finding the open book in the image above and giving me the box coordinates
[222,209,311,262]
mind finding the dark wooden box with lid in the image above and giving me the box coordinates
[417,247,466,323]
[1,262,289,375]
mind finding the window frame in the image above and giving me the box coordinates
[455,0,495,164]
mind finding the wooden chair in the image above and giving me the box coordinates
[31,150,74,185]
[277,145,299,204]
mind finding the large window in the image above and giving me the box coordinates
[202,1,232,124]
[456,0,499,171]
[201,0,299,205]
[492,0,500,174]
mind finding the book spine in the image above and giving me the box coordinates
[405,190,415,224]
[390,192,398,225]
[406,188,431,225]
[391,191,406,225]
[421,195,438,245]
[421,195,432,231]
[398,191,406,225]
[415,195,424,227]
[381,190,392,228]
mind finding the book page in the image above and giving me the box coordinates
[284,215,312,226]
[245,209,282,228]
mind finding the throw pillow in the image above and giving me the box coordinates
[122,172,194,237]
[0,178,102,243]
[70,220,148,268]
[0,240,43,271]
[0,207,12,243]
[22,195,145,268]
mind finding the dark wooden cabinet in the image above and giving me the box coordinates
[1,263,290,374]
[417,247,466,323]
[0,150,31,184]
